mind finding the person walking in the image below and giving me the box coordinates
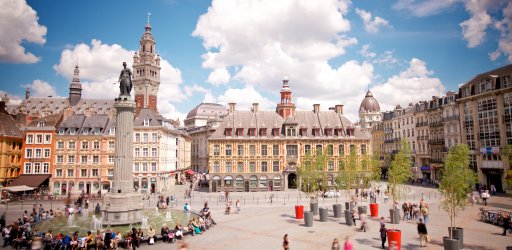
[417,218,428,247]
[502,213,511,236]
[482,190,490,205]
[236,200,241,214]
[343,236,353,250]
[351,210,357,227]
[380,224,387,249]
[332,238,340,250]
[421,205,429,224]
[283,234,289,250]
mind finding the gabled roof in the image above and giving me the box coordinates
[0,113,22,138]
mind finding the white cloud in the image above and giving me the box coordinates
[53,39,185,114]
[393,0,460,17]
[0,90,22,104]
[489,1,512,61]
[0,0,47,63]
[373,50,400,66]
[371,58,445,112]
[215,85,275,111]
[206,68,231,86]
[460,0,493,48]
[360,44,376,58]
[24,80,58,97]
[355,8,390,33]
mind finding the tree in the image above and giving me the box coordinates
[297,152,327,201]
[362,153,382,189]
[505,145,512,191]
[335,147,359,200]
[439,144,477,238]
[388,140,413,214]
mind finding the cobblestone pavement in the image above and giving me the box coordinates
[2,183,511,250]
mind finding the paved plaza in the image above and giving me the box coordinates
[2,183,511,249]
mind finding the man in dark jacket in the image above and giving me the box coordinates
[503,215,511,236]
[379,224,387,249]
[417,218,428,247]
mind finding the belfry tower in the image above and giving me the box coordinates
[132,16,161,113]
[276,76,296,119]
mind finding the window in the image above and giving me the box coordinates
[152,133,158,142]
[27,134,34,144]
[143,133,149,142]
[235,128,244,136]
[25,148,33,158]
[350,144,356,154]
[304,144,311,155]
[261,145,267,156]
[44,134,52,144]
[108,169,114,176]
[248,128,256,136]
[328,161,334,171]
[272,128,280,136]
[286,145,298,157]
[226,162,232,172]
[237,162,244,173]
[93,155,99,163]
[338,160,345,170]
[67,169,74,177]
[134,163,140,172]
[249,162,256,172]
[83,128,89,135]
[237,145,244,156]
[109,141,114,149]
[327,144,333,155]
[151,148,157,157]
[225,128,232,136]
[273,145,279,155]
[134,148,140,157]
[81,169,87,177]
[109,127,115,135]
[36,134,43,143]
[142,162,148,171]
[92,169,99,177]
[143,119,150,126]
[81,155,88,163]
[259,128,267,136]
[135,133,141,142]
[56,169,63,177]
[68,155,75,163]
[316,144,323,155]
[93,141,100,149]
[273,161,279,172]
[213,145,220,156]
[151,162,157,171]
[34,163,41,173]
[226,145,232,156]
[108,155,114,163]
[44,148,50,158]
[68,141,75,149]
[361,144,367,155]
[300,128,308,136]
[70,129,76,135]
[143,148,149,157]
[261,162,268,172]
[249,145,256,155]
[35,148,42,158]
[286,126,296,136]
[213,161,219,173]
[57,141,64,149]
[24,163,32,174]
[56,155,63,163]
[81,141,88,149]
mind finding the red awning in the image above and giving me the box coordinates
[185,169,195,175]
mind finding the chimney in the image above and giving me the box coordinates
[252,103,259,113]
[313,104,320,113]
[25,87,30,99]
[228,103,236,113]
[335,104,344,114]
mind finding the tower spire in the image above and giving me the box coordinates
[69,62,82,106]
[276,76,296,118]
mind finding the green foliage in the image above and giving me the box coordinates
[439,144,477,234]
[297,152,327,199]
[335,147,359,195]
[505,145,512,189]
[361,154,382,189]
[388,140,413,205]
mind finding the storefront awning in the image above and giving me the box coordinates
[2,185,34,192]
[8,174,51,188]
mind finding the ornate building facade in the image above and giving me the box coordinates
[207,78,372,192]
[0,102,22,186]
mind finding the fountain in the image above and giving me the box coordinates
[164,210,172,221]
[67,214,75,227]
[141,216,148,229]
[92,215,103,231]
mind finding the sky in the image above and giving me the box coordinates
[0,0,510,123]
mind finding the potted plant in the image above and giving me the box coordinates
[297,152,324,226]
[335,147,360,225]
[387,140,413,249]
[439,144,476,250]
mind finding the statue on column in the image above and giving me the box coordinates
[116,62,133,96]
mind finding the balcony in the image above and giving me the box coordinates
[429,139,445,145]
[416,135,428,141]
[384,139,395,144]
[430,159,443,164]
[429,121,443,128]
[443,115,460,122]
[415,122,428,127]
[393,137,401,142]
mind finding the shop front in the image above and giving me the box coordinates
[481,168,504,193]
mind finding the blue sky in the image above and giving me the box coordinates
[0,0,510,122]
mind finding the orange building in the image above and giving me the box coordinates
[0,102,23,187]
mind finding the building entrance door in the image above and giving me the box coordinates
[486,173,503,192]
[288,173,297,189]
[244,181,250,192]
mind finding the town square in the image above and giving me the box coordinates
[0,0,511,249]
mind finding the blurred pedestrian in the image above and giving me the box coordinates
[283,234,289,250]
[344,236,353,250]
[417,218,428,247]
[380,224,387,249]
[332,238,340,250]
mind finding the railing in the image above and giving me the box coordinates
[415,122,428,127]
[416,136,428,141]
[430,159,443,163]
[443,115,460,122]
[429,139,445,145]
[429,121,443,127]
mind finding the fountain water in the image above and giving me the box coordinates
[141,216,148,229]
[165,210,172,221]
[92,215,103,231]
[67,215,75,227]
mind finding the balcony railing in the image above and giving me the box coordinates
[429,139,445,145]
[429,121,443,127]
[415,122,428,127]
[416,135,428,141]
[443,115,460,122]
[430,159,443,164]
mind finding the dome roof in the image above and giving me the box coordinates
[359,90,380,112]
[186,103,228,119]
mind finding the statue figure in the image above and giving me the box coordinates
[116,62,133,96]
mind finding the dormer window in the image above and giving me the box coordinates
[334,128,342,136]
[94,128,101,135]
[248,128,256,137]
[143,119,150,126]
[58,129,65,135]
[272,128,280,136]
[225,128,232,136]
[300,128,307,136]
[37,121,45,127]
[312,128,321,136]
[70,129,77,135]
[286,126,296,136]
[324,128,333,136]
[235,128,244,136]
[83,128,89,135]
[109,127,115,135]
[259,128,267,136]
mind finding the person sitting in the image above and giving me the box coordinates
[161,224,169,243]
[147,226,155,245]
[174,222,184,240]
[201,204,210,218]
[168,227,175,243]
[70,231,79,250]
[187,220,195,235]
[95,229,104,250]
[85,231,94,248]
[103,229,112,250]
[112,231,122,250]
[192,219,201,235]
[136,228,144,247]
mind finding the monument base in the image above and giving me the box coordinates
[101,192,143,226]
